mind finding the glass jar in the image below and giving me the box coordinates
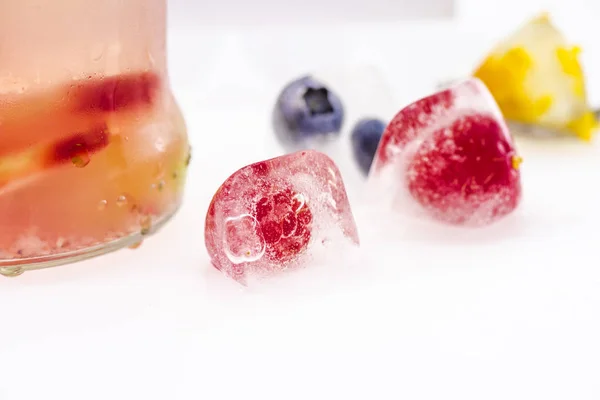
[0,0,190,276]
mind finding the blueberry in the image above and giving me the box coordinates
[351,118,387,175]
[273,76,344,146]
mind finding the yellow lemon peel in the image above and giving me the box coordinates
[473,13,598,141]
[531,11,550,24]
[556,46,585,98]
[474,47,553,124]
[566,111,599,142]
[511,155,523,170]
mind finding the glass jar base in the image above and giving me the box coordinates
[0,204,181,277]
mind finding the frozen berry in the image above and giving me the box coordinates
[371,78,522,226]
[272,76,344,145]
[205,150,359,284]
[351,118,386,175]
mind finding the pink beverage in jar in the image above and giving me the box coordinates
[0,0,190,275]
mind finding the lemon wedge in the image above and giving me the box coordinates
[473,13,598,141]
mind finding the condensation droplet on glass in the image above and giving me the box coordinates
[71,153,90,168]
[91,44,105,62]
[98,199,108,211]
[185,147,192,167]
[0,267,24,277]
[147,49,156,67]
[140,215,152,235]
[116,195,129,207]
[151,180,165,191]
[154,137,166,152]
[129,240,143,249]
[56,237,68,248]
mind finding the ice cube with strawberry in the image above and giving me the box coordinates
[370,78,522,226]
[205,150,359,284]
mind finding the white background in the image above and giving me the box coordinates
[167,0,455,24]
[1,1,600,399]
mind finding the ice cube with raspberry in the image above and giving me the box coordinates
[370,78,522,226]
[205,150,359,284]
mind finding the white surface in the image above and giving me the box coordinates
[167,0,454,25]
[2,4,600,400]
